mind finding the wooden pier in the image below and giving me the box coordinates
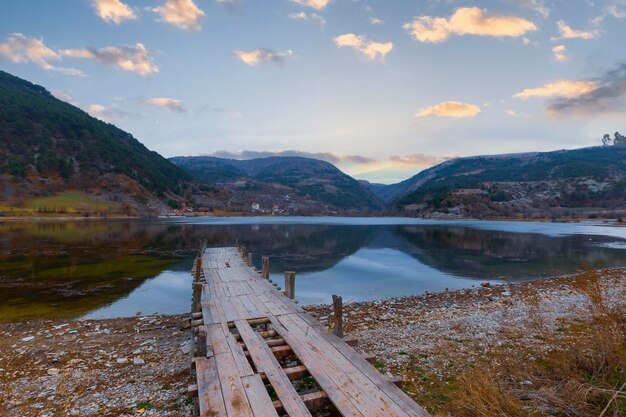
[189,246,432,417]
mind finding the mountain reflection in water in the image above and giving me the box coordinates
[0,218,624,321]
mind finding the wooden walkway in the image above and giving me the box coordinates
[190,247,432,417]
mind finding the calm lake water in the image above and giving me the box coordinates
[1,217,625,322]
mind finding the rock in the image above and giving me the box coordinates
[47,368,60,376]
[20,336,35,342]
[116,358,128,364]
[67,330,78,334]
[133,357,145,366]
[501,291,511,297]
[132,349,142,355]
[481,282,491,288]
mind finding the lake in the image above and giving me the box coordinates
[1,217,625,322]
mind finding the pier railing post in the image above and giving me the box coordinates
[247,252,253,267]
[261,256,270,279]
[284,271,296,299]
[332,294,343,338]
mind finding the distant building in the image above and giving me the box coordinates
[251,203,260,211]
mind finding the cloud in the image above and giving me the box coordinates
[92,0,136,24]
[62,43,158,76]
[288,11,326,28]
[52,90,80,106]
[552,44,567,63]
[403,7,537,43]
[389,154,452,166]
[415,101,481,118]
[552,21,600,40]
[211,150,375,165]
[216,0,240,11]
[369,17,383,25]
[547,62,626,115]
[233,48,293,66]
[144,97,186,112]
[509,0,550,18]
[513,80,598,99]
[87,104,133,121]
[0,33,84,76]
[334,34,393,61]
[152,0,204,31]
[592,1,626,25]
[291,0,331,10]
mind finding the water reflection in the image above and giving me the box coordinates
[0,219,624,321]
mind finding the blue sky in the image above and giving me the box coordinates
[1,0,625,183]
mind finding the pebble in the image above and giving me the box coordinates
[20,336,35,342]
[116,358,128,364]
[133,357,145,366]
[47,368,60,376]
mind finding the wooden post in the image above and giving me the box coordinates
[192,282,202,313]
[261,256,270,279]
[284,271,296,299]
[332,295,343,338]
[247,252,253,267]
[195,256,202,282]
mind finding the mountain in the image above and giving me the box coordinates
[378,147,626,219]
[170,156,383,214]
[0,70,223,216]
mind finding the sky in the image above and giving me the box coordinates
[1,0,625,184]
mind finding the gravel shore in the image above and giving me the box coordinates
[2,268,624,416]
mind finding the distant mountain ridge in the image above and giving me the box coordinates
[170,155,383,214]
[378,146,626,219]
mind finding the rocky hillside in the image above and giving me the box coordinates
[0,70,223,216]
[379,147,626,219]
[170,156,383,214]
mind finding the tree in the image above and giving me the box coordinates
[602,133,612,146]
[614,131,626,146]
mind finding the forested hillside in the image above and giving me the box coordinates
[0,70,222,216]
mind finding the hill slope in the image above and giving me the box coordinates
[383,147,626,219]
[0,70,220,215]
[170,156,383,214]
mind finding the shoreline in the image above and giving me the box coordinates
[1,268,624,416]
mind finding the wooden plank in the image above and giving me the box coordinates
[234,320,312,417]
[215,352,255,417]
[282,314,426,417]
[268,316,364,417]
[295,313,431,416]
[206,323,230,355]
[241,374,280,417]
[196,357,227,417]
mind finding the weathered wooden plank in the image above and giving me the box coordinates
[215,351,255,417]
[241,374,280,417]
[235,320,312,417]
[295,313,431,416]
[268,316,364,417]
[196,357,227,417]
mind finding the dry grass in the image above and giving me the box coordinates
[439,270,626,417]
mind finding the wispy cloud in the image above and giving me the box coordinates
[552,44,567,63]
[288,11,326,28]
[509,0,550,18]
[216,0,240,12]
[552,20,600,40]
[211,150,375,165]
[0,33,84,76]
[513,80,598,99]
[334,33,393,61]
[144,97,186,112]
[62,43,158,76]
[369,17,383,25]
[233,48,293,66]
[547,62,626,115]
[291,0,331,10]
[152,0,204,31]
[389,154,452,166]
[415,101,481,118]
[87,104,133,121]
[403,7,537,43]
[92,0,136,24]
